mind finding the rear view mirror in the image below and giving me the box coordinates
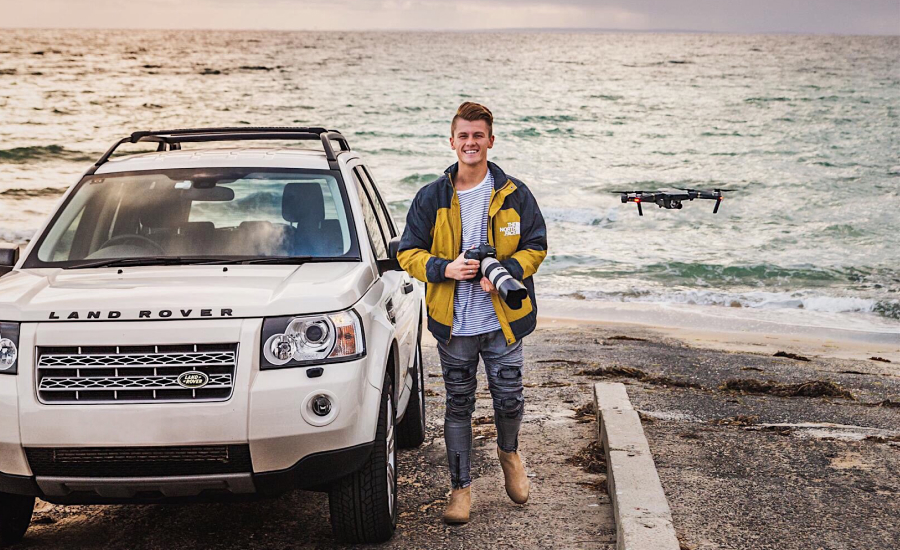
[184,186,235,202]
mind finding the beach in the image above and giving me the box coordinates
[16,314,897,549]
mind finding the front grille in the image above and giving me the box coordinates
[26,445,252,477]
[36,344,238,404]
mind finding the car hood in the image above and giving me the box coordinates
[0,262,375,322]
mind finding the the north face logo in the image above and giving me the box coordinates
[500,222,520,236]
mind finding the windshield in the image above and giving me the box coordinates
[28,168,360,267]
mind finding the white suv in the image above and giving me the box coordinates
[0,128,426,544]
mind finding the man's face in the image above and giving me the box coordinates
[450,119,494,167]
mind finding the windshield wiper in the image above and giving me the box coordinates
[66,256,351,269]
[205,256,361,265]
[67,256,231,270]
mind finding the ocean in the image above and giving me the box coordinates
[1,29,898,331]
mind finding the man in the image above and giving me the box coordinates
[397,102,547,524]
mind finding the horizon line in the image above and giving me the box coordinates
[0,26,897,37]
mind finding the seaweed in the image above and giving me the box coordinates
[720,379,853,399]
[572,401,596,422]
[575,365,702,389]
[567,440,607,474]
[773,351,811,361]
[712,415,759,426]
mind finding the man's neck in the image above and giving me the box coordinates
[454,161,489,192]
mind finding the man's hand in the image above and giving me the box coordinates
[445,252,480,281]
[480,276,498,295]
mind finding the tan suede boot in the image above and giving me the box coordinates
[442,486,471,524]
[497,448,530,504]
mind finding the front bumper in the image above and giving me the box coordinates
[0,441,374,503]
[0,319,382,501]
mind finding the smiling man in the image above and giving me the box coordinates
[397,102,547,524]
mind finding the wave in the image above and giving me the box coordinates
[399,173,441,186]
[639,261,844,284]
[542,207,618,227]
[512,128,541,138]
[0,228,36,244]
[0,187,67,199]
[549,260,899,292]
[353,131,443,139]
[520,115,578,123]
[559,288,900,320]
[0,145,93,164]
[745,97,791,103]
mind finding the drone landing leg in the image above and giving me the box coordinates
[637,202,643,216]
[713,198,721,214]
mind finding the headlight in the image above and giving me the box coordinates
[260,310,365,370]
[0,322,20,375]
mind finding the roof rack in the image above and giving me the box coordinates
[86,127,351,174]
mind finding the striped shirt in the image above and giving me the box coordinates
[452,170,501,336]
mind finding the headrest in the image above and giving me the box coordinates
[282,182,325,224]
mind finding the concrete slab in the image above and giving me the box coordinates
[594,383,680,550]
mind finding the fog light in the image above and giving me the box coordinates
[312,395,332,417]
[0,339,16,371]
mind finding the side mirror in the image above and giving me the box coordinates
[387,236,401,260]
[377,237,402,275]
[0,247,19,278]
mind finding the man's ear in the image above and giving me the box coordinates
[488,135,495,149]
[449,136,456,149]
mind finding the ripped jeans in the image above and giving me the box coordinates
[437,330,525,489]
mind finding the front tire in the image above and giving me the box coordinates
[0,493,34,546]
[397,340,426,448]
[328,375,398,543]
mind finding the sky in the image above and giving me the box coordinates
[1,0,898,34]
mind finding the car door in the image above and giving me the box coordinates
[360,166,418,383]
[349,164,416,407]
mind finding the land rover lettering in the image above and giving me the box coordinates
[45,309,235,320]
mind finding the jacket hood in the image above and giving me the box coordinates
[0,262,374,322]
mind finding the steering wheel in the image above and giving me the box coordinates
[98,234,165,254]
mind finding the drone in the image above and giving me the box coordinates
[612,188,733,216]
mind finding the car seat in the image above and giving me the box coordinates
[282,182,343,256]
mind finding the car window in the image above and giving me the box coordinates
[360,166,398,238]
[351,169,388,259]
[33,168,358,265]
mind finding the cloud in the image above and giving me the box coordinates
[1,0,897,34]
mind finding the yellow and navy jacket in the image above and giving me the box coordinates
[398,161,547,345]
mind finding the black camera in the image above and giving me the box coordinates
[464,244,528,310]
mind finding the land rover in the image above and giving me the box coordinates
[0,128,426,544]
